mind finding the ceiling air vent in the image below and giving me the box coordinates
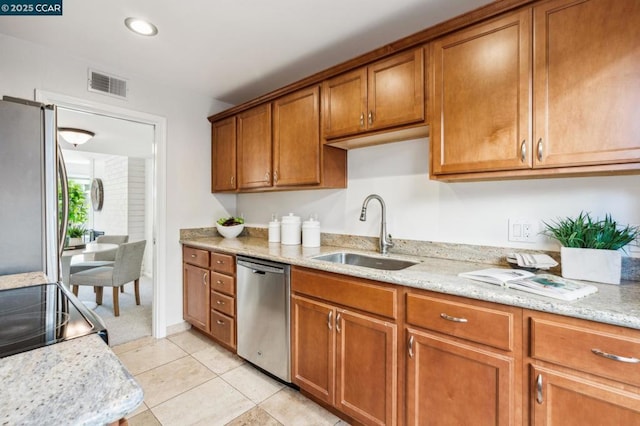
[88,69,128,99]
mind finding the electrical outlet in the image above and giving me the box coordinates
[508,218,536,243]
[630,224,640,254]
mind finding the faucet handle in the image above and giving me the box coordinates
[387,234,394,247]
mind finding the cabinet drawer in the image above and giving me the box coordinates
[183,246,209,268]
[211,310,235,349]
[407,293,515,351]
[211,252,235,275]
[531,316,640,387]
[292,267,397,319]
[211,272,235,296]
[211,291,235,317]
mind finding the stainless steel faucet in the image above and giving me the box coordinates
[359,194,394,254]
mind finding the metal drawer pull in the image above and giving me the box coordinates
[536,374,543,404]
[216,300,225,305]
[336,313,341,333]
[360,113,365,127]
[216,280,223,285]
[216,260,224,264]
[408,335,414,358]
[327,311,332,330]
[591,348,640,363]
[202,272,207,286]
[520,140,526,162]
[191,254,196,258]
[537,138,543,161]
[230,176,235,185]
[368,111,373,125]
[440,313,468,323]
[216,320,225,325]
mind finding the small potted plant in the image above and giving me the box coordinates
[543,212,638,284]
[67,225,86,246]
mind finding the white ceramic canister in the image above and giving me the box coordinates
[280,213,302,245]
[302,218,321,247]
[268,218,281,243]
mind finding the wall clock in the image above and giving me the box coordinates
[91,178,104,211]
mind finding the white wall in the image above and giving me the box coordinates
[238,138,640,257]
[0,34,234,329]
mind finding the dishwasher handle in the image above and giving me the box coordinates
[237,258,287,275]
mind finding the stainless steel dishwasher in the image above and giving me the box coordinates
[236,256,291,383]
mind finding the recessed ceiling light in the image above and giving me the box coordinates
[124,17,158,36]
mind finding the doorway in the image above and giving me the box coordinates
[36,90,168,342]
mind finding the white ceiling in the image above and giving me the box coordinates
[0,0,492,105]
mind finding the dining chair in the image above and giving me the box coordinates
[69,240,146,317]
[69,235,130,290]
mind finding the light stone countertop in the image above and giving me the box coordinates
[181,236,640,330]
[0,272,144,425]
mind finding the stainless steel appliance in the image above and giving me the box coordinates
[0,96,107,355]
[236,256,291,383]
[0,96,68,279]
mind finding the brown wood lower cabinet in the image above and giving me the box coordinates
[182,246,236,350]
[527,310,640,425]
[291,267,398,426]
[405,290,522,425]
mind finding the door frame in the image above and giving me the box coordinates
[36,89,168,339]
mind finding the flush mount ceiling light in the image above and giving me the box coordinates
[58,128,95,147]
[124,17,158,36]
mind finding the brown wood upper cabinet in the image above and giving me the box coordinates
[211,117,237,192]
[237,103,272,190]
[323,48,425,140]
[431,0,640,180]
[273,86,321,186]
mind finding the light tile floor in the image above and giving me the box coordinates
[113,329,349,426]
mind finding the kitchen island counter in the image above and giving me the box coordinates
[181,236,640,330]
[0,273,143,426]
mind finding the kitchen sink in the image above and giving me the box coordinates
[312,252,417,271]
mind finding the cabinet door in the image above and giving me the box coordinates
[431,10,531,175]
[211,117,237,192]
[237,104,272,189]
[368,48,424,131]
[336,309,397,426]
[183,263,210,332]
[291,295,335,405]
[273,86,321,186]
[533,0,640,168]
[531,365,640,425]
[406,328,516,426]
[323,69,367,139]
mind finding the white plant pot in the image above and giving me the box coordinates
[68,237,84,247]
[560,247,621,285]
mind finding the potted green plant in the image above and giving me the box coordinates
[543,212,638,284]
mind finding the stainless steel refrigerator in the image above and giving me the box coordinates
[0,96,68,281]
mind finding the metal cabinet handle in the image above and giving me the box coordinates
[592,348,640,363]
[202,272,207,286]
[216,260,224,264]
[265,171,270,182]
[231,175,235,186]
[216,300,225,305]
[408,335,414,358]
[336,313,341,333]
[520,140,526,163]
[216,280,223,285]
[536,138,543,162]
[327,311,333,330]
[536,374,543,404]
[368,111,373,125]
[440,313,468,323]
[216,319,225,325]
[191,254,196,258]
[360,113,365,127]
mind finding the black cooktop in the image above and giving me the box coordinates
[0,282,108,358]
